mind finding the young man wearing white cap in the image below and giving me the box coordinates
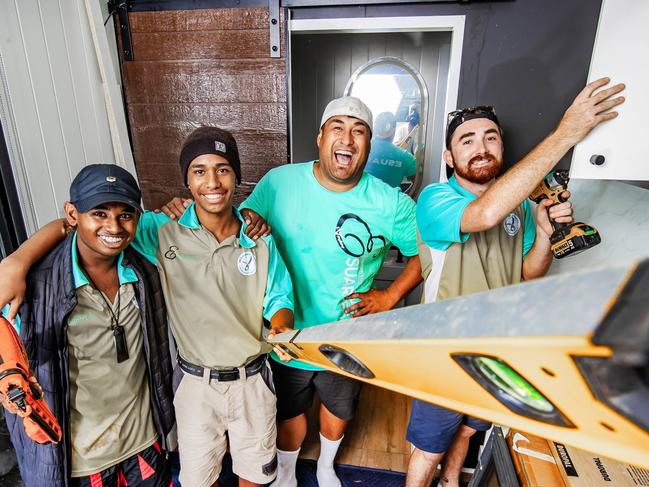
[237,96,423,487]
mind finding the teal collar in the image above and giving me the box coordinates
[177,202,255,248]
[71,232,138,289]
[448,174,478,201]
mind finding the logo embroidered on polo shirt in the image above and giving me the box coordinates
[164,245,179,259]
[503,213,521,236]
[237,251,256,275]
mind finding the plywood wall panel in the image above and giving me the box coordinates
[131,30,271,61]
[123,61,286,104]
[129,8,268,33]
[129,104,287,138]
[119,7,288,210]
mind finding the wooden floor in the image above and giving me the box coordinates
[299,383,413,472]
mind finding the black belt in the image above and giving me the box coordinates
[178,354,266,382]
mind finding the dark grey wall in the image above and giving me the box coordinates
[292,0,603,171]
[291,31,446,163]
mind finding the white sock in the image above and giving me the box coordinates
[317,433,343,487]
[270,447,300,487]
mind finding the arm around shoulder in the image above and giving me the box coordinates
[0,219,69,322]
[460,78,625,233]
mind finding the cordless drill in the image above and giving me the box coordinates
[529,170,601,259]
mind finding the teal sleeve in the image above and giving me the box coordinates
[1,304,20,334]
[130,211,170,265]
[262,235,294,321]
[522,199,537,257]
[416,183,472,251]
[391,192,419,257]
[240,172,271,220]
[404,152,417,178]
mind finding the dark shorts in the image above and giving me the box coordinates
[406,399,492,454]
[270,358,362,421]
[71,440,172,487]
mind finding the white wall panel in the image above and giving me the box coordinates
[570,0,649,181]
[0,0,132,232]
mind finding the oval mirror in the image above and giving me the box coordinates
[344,57,428,196]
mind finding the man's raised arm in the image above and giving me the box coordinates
[461,77,624,233]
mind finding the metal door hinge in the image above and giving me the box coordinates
[107,1,134,61]
[268,0,280,58]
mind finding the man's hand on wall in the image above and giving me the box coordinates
[556,77,625,146]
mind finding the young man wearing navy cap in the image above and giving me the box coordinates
[407,78,624,487]
[0,128,295,486]
[1,164,175,486]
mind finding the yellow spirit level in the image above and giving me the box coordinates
[270,259,649,468]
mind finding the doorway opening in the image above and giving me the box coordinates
[288,15,464,194]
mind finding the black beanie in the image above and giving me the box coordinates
[179,127,242,185]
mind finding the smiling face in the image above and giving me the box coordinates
[444,117,504,185]
[315,115,371,191]
[187,153,236,218]
[65,201,139,263]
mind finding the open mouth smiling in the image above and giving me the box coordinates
[334,150,354,166]
[97,234,127,247]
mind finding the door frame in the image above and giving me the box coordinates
[287,15,465,186]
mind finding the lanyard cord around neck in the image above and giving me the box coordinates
[83,269,121,328]
[80,265,129,363]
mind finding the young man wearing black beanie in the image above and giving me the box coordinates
[129,126,295,487]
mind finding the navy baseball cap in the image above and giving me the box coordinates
[69,164,143,213]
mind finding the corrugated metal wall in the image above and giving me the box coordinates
[0,0,130,232]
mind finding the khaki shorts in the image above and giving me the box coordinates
[174,362,277,486]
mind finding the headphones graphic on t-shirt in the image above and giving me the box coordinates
[335,213,387,258]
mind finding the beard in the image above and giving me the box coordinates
[453,152,503,184]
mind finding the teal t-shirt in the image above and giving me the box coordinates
[416,175,536,255]
[365,138,417,188]
[241,161,418,370]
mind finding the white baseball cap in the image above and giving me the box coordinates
[320,96,373,133]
